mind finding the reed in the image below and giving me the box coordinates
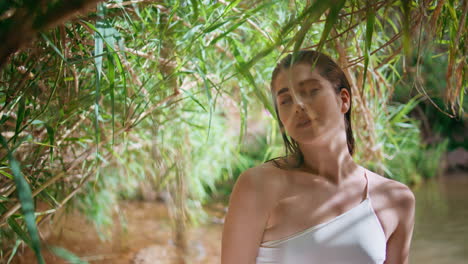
[0,0,463,262]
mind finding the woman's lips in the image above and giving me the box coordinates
[296,119,312,128]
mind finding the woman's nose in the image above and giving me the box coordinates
[294,101,306,113]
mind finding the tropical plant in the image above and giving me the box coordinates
[0,0,465,262]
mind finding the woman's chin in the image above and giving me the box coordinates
[290,131,321,144]
[291,126,335,144]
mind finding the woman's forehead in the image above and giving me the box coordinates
[273,64,325,91]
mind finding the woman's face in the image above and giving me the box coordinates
[272,63,350,143]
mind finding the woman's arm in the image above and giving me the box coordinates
[385,186,416,264]
[221,167,282,264]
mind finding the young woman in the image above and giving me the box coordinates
[221,50,415,264]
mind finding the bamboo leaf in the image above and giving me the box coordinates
[180,88,208,112]
[45,123,55,161]
[245,0,327,69]
[13,97,25,144]
[7,240,22,264]
[227,37,248,147]
[209,0,274,46]
[0,114,9,125]
[0,168,14,180]
[228,37,274,115]
[94,2,105,155]
[40,33,67,62]
[209,18,246,45]
[0,134,45,264]
[223,0,242,15]
[389,94,424,124]
[7,217,32,248]
[31,141,55,148]
[204,18,234,33]
[316,0,346,53]
[401,0,412,56]
[291,0,331,56]
[39,190,60,208]
[363,0,376,92]
[49,246,89,264]
[107,54,116,145]
[190,0,199,19]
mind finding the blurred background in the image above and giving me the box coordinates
[0,0,466,263]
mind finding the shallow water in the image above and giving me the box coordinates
[410,171,468,264]
[11,201,223,264]
[10,171,468,263]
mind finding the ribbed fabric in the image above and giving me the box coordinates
[255,172,386,264]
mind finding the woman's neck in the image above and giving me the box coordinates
[296,134,359,186]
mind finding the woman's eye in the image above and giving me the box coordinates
[309,89,318,95]
[280,98,291,105]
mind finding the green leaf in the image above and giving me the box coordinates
[7,218,32,248]
[400,0,412,56]
[49,246,89,264]
[0,114,9,125]
[0,169,13,180]
[0,134,45,264]
[94,2,106,155]
[291,0,331,56]
[204,17,236,33]
[95,4,105,78]
[45,123,55,161]
[180,88,208,112]
[13,97,26,144]
[190,0,199,19]
[316,0,346,53]
[107,54,116,145]
[223,0,242,15]
[209,18,246,46]
[7,240,22,264]
[362,0,376,92]
[41,33,67,62]
[389,94,423,124]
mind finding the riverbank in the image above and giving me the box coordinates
[10,170,468,264]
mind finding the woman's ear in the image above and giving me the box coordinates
[340,88,350,113]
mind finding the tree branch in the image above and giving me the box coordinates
[0,0,103,70]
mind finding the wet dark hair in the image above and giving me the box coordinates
[266,50,355,170]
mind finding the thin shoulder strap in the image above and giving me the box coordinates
[364,171,370,200]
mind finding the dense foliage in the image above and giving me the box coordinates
[0,0,465,262]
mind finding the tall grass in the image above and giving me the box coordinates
[0,0,465,261]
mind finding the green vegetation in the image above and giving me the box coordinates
[0,0,466,262]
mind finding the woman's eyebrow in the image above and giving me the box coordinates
[276,87,289,96]
[276,78,321,97]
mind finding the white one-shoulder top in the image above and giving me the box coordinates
[256,172,387,264]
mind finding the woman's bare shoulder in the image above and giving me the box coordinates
[366,169,415,208]
[242,160,289,186]
[228,161,288,214]
[237,160,289,195]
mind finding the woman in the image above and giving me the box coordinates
[221,50,415,264]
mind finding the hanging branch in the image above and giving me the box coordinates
[0,0,103,70]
